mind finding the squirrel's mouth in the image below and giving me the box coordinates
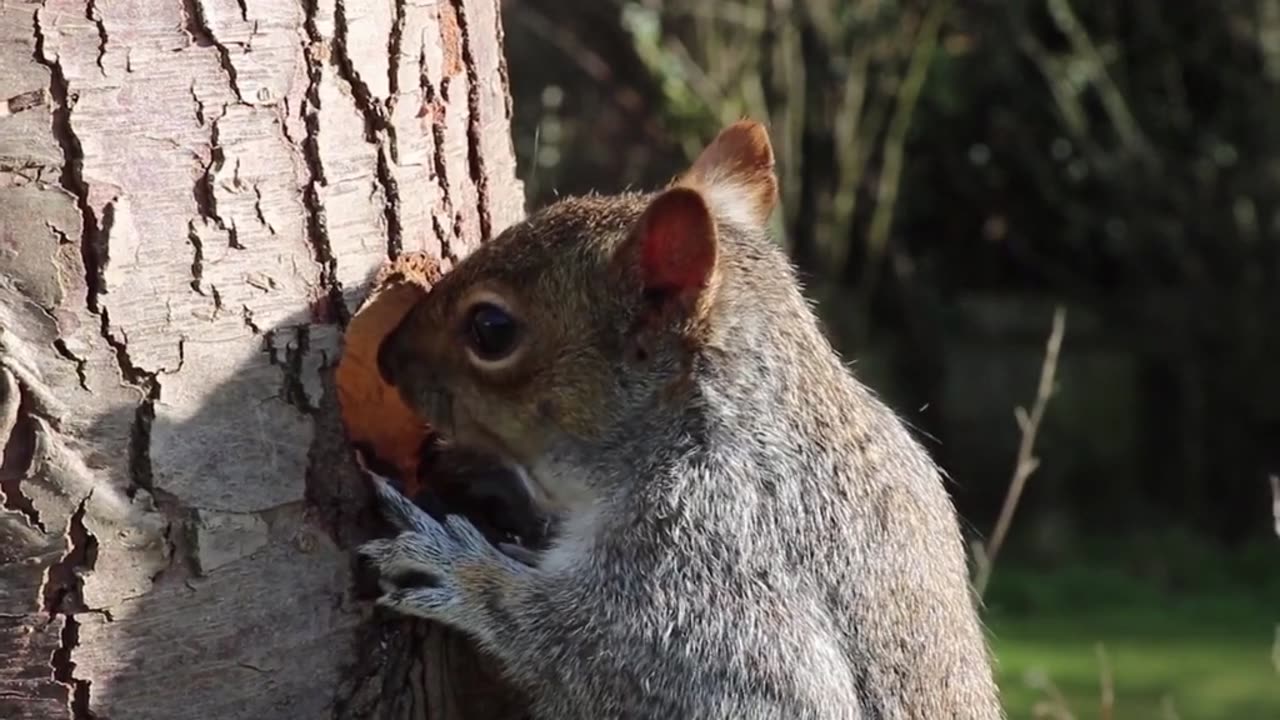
[425,390,561,517]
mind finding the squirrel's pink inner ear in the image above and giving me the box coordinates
[632,187,718,309]
[677,120,778,226]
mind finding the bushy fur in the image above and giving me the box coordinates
[364,123,1004,719]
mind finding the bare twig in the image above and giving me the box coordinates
[643,0,767,30]
[1271,474,1278,677]
[1025,668,1076,720]
[1271,622,1280,677]
[512,7,646,114]
[659,35,730,123]
[861,0,953,293]
[974,307,1067,598]
[1044,0,1151,158]
[969,538,991,595]
[1096,643,1114,720]
[1269,474,1279,539]
[1261,0,1280,82]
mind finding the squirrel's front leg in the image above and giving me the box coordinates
[358,473,532,647]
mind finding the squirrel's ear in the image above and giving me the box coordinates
[675,120,777,227]
[619,186,718,320]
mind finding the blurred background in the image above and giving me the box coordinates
[500,0,1279,717]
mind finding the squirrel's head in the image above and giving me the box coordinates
[378,121,778,511]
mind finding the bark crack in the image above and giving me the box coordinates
[46,221,73,246]
[33,7,106,313]
[191,105,245,256]
[187,220,206,294]
[332,0,403,259]
[242,304,261,334]
[252,184,277,234]
[191,80,206,125]
[52,340,89,391]
[127,385,157,497]
[388,0,405,106]
[494,0,513,124]
[210,285,224,315]
[171,338,187,375]
[419,52,454,260]
[86,0,107,76]
[301,4,347,325]
[43,495,102,720]
[450,0,492,244]
[95,308,160,498]
[181,0,245,102]
[375,149,403,258]
[50,617,93,719]
[277,97,296,144]
[266,326,315,413]
[97,311,153,388]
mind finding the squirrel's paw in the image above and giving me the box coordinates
[359,474,519,632]
[358,511,492,585]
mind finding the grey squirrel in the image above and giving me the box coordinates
[362,121,1004,719]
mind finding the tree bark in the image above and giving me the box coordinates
[0,0,525,718]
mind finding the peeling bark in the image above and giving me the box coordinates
[1,0,525,718]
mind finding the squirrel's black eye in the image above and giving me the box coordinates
[466,302,519,362]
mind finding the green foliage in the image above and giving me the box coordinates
[986,546,1279,720]
[990,597,1279,720]
[503,0,1280,546]
[983,531,1280,612]
[619,3,716,139]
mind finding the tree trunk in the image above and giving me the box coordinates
[0,0,526,718]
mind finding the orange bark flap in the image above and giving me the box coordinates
[336,253,444,497]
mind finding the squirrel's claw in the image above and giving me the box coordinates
[361,475,528,636]
[360,521,518,636]
[367,471,437,535]
[376,586,462,621]
[358,535,447,581]
[497,542,541,567]
[359,526,469,626]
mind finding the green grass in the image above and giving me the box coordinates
[983,561,1279,720]
[989,609,1278,719]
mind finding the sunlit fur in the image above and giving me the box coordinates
[374,121,1004,719]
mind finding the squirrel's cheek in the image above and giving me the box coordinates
[535,398,559,423]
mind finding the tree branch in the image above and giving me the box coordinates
[860,0,952,295]
[1269,473,1279,540]
[974,306,1067,598]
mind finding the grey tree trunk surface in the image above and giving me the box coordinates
[0,0,526,718]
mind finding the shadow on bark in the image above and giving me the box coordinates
[3,296,538,719]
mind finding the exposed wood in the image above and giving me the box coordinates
[0,0,525,718]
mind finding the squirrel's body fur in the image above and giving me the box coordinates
[364,123,1004,719]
